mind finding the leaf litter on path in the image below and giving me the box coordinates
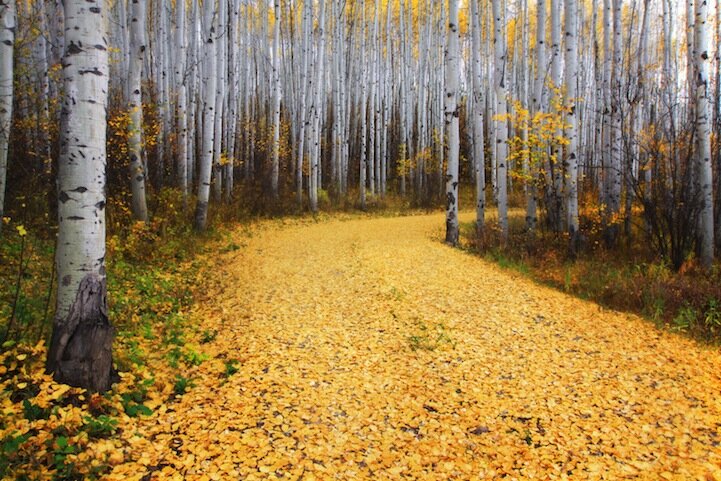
[108,212,721,480]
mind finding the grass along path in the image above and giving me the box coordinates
[109,212,721,480]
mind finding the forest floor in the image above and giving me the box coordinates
[104,211,721,480]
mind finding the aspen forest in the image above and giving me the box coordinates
[1,0,721,479]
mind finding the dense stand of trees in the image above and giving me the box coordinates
[1,0,720,388]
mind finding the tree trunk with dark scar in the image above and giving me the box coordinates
[47,0,114,392]
[47,275,117,392]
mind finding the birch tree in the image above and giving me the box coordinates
[492,0,509,240]
[444,0,460,245]
[530,0,546,233]
[0,0,14,235]
[175,0,189,205]
[212,0,226,202]
[470,0,486,234]
[194,0,217,231]
[694,0,714,268]
[271,0,281,199]
[296,0,311,207]
[47,0,115,392]
[565,0,580,251]
[128,0,149,222]
[606,0,623,245]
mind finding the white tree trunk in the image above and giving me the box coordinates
[530,0,546,232]
[175,0,188,206]
[606,0,623,244]
[194,0,217,231]
[309,0,326,212]
[444,0,460,245]
[694,0,715,267]
[296,0,311,207]
[48,0,114,392]
[470,0,486,234]
[565,0,580,249]
[359,6,368,209]
[549,0,564,231]
[128,0,149,222]
[212,0,226,202]
[493,0,509,240]
[271,0,281,199]
[0,0,14,235]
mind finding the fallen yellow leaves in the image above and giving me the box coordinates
[4,213,721,480]
[102,213,721,479]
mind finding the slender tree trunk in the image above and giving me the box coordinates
[0,0,14,235]
[359,6,368,210]
[194,0,217,231]
[565,0,581,252]
[444,0,460,245]
[128,0,149,222]
[296,0,311,208]
[606,0,623,245]
[271,0,281,200]
[695,0,715,268]
[212,0,226,203]
[47,0,115,392]
[470,0,486,235]
[493,0,509,240]
[33,1,51,177]
[531,0,546,233]
[175,0,188,206]
[549,0,564,231]
[309,0,326,212]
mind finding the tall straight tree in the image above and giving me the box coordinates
[309,0,326,212]
[548,0,563,230]
[194,0,217,231]
[271,0,281,199]
[0,0,14,235]
[606,0,623,245]
[175,0,189,206]
[492,0,509,240]
[444,0,461,246]
[47,0,115,392]
[470,0,485,235]
[212,0,226,202]
[128,0,149,222]
[530,0,546,233]
[565,0,580,252]
[694,0,714,268]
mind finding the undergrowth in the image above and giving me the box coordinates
[461,211,721,344]
[0,188,230,479]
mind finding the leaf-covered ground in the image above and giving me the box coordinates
[106,212,720,479]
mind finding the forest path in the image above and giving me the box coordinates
[113,212,721,480]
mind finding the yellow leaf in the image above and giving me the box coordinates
[49,385,70,401]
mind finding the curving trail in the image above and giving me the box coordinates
[109,213,721,481]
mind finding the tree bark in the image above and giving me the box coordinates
[444,0,460,245]
[565,0,580,253]
[194,0,217,231]
[694,0,715,268]
[0,0,15,235]
[271,0,281,200]
[470,0,486,235]
[493,0,509,240]
[128,0,149,222]
[48,0,115,392]
[175,0,188,206]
